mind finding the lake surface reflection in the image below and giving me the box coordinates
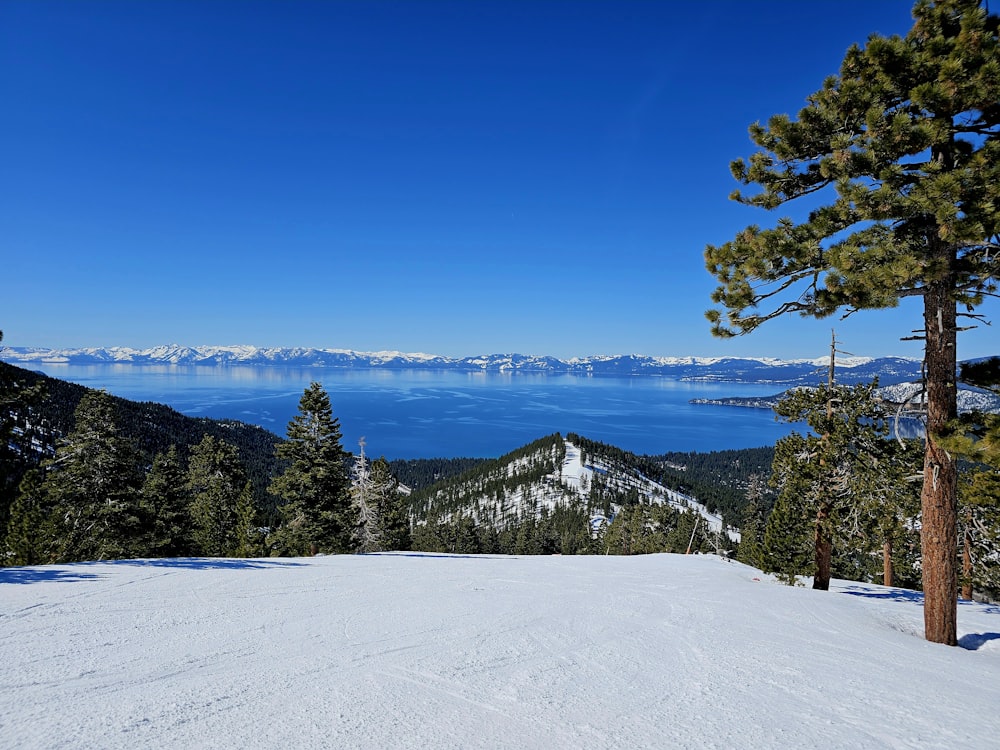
[37,365,800,458]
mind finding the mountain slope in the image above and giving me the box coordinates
[410,433,734,538]
[2,553,998,749]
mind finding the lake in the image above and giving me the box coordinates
[36,364,800,459]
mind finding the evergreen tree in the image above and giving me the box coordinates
[187,434,246,557]
[958,467,1000,597]
[233,481,260,558]
[0,331,48,536]
[269,383,351,555]
[41,390,145,562]
[3,469,49,566]
[762,490,814,585]
[945,357,1000,598]
[370,456,411,551]
[770,381,906,590]
[736,474,769,570]
[665,510,709,555]
[839,438,923,588]
[140,445,194,558]
[704,0,1000,644]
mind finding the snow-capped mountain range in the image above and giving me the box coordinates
[1,345,924,385]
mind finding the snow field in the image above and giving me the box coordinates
[2,553,999,749]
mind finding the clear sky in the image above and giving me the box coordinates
[2,0,997,361]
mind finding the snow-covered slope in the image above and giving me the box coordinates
[412,437,735,538]
[1,554,998,749]
[0,345,925,384]
[878,381,1000,414]
[692,382,1000,415]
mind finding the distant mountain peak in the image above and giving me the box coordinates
[0,345,924,385]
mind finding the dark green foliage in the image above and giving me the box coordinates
[371,457,412,551]
[960,358,1000,392]
[42,390,145,562]
[269,383,352,555]
[0,352,49,538]
[388,457,490,491]
[766,383,923,588]
[412,512,482,554]
[187,435,246,557]
[3,469,48,566]
[603,503,684,555]
[233,481,262,558]
[950,357,1000,597]
[735,475,769,569]
[141,446,195,557]
[959,467,1000,596]
[762,491,813,585]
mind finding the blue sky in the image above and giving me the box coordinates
[2,0,997,360]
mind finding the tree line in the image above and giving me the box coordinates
[737,371,1000,603]
[1,352,412,564]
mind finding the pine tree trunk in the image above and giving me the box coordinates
[883,539,893,588]
[961,524,973,601]
[813,504,832,591]
[921,276,959,645]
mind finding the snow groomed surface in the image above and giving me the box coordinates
[2,553,998,749]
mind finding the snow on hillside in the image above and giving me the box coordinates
[559,441,733,538]
[879,382,1000,414]
[419,439,735,539]
[2,554,998,749]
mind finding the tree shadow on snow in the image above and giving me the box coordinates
[958,632,1000,651]
[370,551,512,560]
[0,568,102,585]
[842,586,1000,616]
[1,558,306,583]
[841,586,924,605]
[97,557,307,571]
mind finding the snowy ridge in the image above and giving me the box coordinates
[559,441,737,539]
[414,437,738,540]
[1,346,926,385]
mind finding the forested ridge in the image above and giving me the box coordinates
[568,434,775,525]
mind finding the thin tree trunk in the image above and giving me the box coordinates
[921,276,959,645]
[883,539,894,588]
[813,331,836,592]
[813,503,832,591]
[961,523,973,601]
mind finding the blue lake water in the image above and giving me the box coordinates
[37,365,800,459]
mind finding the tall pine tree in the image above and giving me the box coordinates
[3,469,49,566]
[41,390,144,562]
[187,435,246,557]
[269,382,351,555]
[370,456,412,551]
[704,0,1000,644]
[141,445,194,558]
